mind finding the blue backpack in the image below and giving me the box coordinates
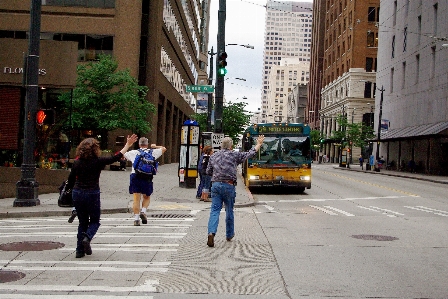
[133,149,158,180]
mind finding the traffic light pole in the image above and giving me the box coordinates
[214,0,226,133]
[14,0,41,207]
[207,48,216,132]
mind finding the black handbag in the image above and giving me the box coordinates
[58,180,73,207]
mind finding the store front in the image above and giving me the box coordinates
[0,38,77,167]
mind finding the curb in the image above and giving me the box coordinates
[0,207,130,219]
[335,166,448,185]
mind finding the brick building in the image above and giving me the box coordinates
[0,0,211,166]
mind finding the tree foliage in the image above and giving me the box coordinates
[330,114,375,149]
[191,101,252,144]
[58,54,155,134]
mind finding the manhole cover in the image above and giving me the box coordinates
[0,241,65,251]
[352,235,399,241]
[0,270,26,283]
[148,214,194,218]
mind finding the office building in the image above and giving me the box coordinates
[309,0,380,163]
[261,1,313,123]
[375,0,448,175]
[0,0,211,165]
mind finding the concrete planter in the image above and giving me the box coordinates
[0,167,70,199]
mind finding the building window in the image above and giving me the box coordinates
[415,54,420,84]
[364,81,372,98]
[402,61,406,89]
[368,7,376,22]
[42,0,115,8]
[367,31,376,47]
[391,35,395,58]
[430,46,436,78]
[403,27,407,52]
[366,57,374,72]
[390,67,394,93]
[52,33,113,61]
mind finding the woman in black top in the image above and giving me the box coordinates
[67,134,137,258]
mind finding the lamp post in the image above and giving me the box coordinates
[226,43,254,49]
[376,86,385,161]
[14,0,42,207]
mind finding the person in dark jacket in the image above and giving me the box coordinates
[67,134,138,258]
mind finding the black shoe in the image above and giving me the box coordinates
[134,220,140,226]
[82,236,92,255]
[207,233,215,247]
[68,210,77,223]
[226,235,234,241]
[75,251,85,258]
[140,212,148,224]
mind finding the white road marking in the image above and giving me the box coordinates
[357,206,397,217]
[0,295,153,299]
[323,206,355,216]
[369,206,404,216]
[262,204,276,212]
[1,260,170,266]
[278,195,411,202]
[3,265,169,272]
[309,205,338,215]
[0,279,159,293]
[0,232,186,238]
[404,206,448,217]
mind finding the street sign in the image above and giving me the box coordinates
[186,85,214,93]
[211,133,224,150]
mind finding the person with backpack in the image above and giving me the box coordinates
[124,137,166,226]
[200,146,213,202]
[66,134,138,258]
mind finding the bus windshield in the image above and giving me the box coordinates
[250,136,311,165]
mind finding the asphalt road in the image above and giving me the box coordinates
[0,164,447,298]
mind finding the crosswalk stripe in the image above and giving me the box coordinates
[4,265,169,272]
[0,295,153,299]
[0,260,170,266]
[309,205,338,215]
[323,206,355,216]
[59,247,177,252]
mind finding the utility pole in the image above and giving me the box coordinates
[14,0,41,207]
[214,0,226,133]
[207,48,216,132]
[376,86,385,161]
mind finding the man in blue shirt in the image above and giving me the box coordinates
[205,135,264,247]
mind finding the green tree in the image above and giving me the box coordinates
[191,101,252,144]
[58,54,155,135]
[331,114,375,150]
[310,129,321,150]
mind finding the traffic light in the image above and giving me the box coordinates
[36,109,55,125]
[217,52,227,77]
[320,138,325,144]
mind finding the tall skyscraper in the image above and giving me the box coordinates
[261,1,313,123]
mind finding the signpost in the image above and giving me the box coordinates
[186,85,214,93]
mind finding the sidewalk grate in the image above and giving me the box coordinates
[148,214,194,218]
[0,270,26,283]
[351,235,399,241]
[0,241,65,251]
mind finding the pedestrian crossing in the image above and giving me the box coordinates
[258,200,448,218]
[0,214,197,297]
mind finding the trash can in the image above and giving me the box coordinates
[366,163,371,171]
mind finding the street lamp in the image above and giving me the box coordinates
[226,43,255,49]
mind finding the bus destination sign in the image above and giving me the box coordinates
[258,126,304,134]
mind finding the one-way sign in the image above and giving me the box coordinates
[186,85,214,93]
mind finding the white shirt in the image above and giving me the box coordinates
[124,148,163,174]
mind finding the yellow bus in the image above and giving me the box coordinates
[241,123,312,193]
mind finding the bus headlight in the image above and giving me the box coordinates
[300,175,310,181]
[249,175,260,180]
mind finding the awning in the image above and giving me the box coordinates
[380,121,448,141]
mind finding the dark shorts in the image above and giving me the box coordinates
[129,173,153,196]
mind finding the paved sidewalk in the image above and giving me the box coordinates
[332,163,448,184]
[0,163,254,219]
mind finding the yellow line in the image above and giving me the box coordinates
[317,170,419,197]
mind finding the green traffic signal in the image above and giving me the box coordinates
[217,51,227,77]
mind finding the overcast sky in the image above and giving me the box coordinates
[208,0,313,113]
